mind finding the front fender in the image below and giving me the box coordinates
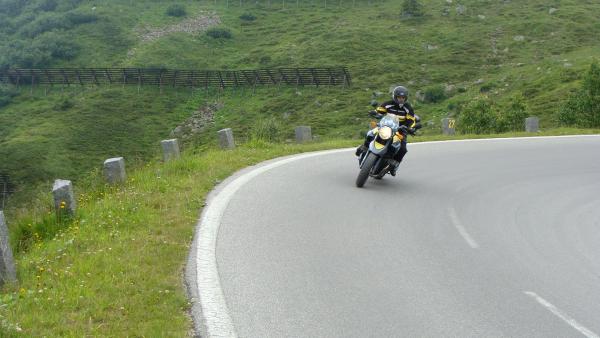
[368,138,390,156]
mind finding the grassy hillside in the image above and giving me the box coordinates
[2,0,600,189]
[2,1,600,334]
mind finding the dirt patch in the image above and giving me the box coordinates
[137,12,221,43]
[170,102,222,141]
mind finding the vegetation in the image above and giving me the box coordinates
[457,94,529,134]
[1,0,600,334]
[3,130,600,335]
[401,0,424,18]
[166,4,187,17]
[239,12,257,21]
[557,62,600,127]
[423,84,446,103]
[206,27,233,39]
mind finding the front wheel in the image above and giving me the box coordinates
[356,153,377,187]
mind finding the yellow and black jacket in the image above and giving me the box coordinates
[376,100,417,129]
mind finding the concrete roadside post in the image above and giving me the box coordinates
[442,118,456,135]
[161,139,181,162]
[104,157,126,185]
[218,128,235,149]
[52,179,76,216]
[0,211,17,285]
[525,117,539,132]
[295,126,312,143]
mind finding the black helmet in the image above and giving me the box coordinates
[392,86,409,105]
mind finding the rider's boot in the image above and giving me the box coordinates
[355,145,367,156]
[389,160,400,176]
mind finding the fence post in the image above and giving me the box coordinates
[0,211,17,285]
[442,118,456,135]
[161,139,181,162]
[295,126,312,143]
[525,117,539,132]
[218,128,235,149]
[103,157,127,185]
[52,179,76,216]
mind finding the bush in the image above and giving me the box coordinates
[423,84,446,103]
[401,0,425,17]
[495,95,529,132]
[0,85,18,108]
[239,13,256,21]
[250,119,284,142]
[38,0,58,11]
[557,62,600,127]
[0,32,79,69]
[19,13,71,38]
[206,28,232,39]
[54,96,74,111]
[33,32,79,59]
[479,82,496,93]
[459,94,531,134]
[457,96,496,134]
[166,4,187,17]
[0,0,27,16]
[65,10,98,25]
[0,39,52,68]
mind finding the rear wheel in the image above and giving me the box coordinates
[356,153,377,187]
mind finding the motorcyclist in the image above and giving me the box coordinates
[355,85,420,176]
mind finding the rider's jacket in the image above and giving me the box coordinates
[376,100,417,129]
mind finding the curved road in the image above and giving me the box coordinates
[188,135,600,337]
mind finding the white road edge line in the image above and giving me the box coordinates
[448,207,480,249]
[193,148,350,338]
[524,291,600,338]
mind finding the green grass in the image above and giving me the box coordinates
[3,0,600,188]
[2,129,600,335]
[1,0,600,333]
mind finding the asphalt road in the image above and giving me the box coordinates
[203,136,600,337]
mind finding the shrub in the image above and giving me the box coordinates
[557,62,600,127]
[423,84,446,103]
[0,85,18,108]
[19,13,71,38]
[401,0,425,17]
[457,96,496,134]
[250,119,284,142]
[166,4,187,17]
[495,95,529,132]
[0,0,27,16]
[33,32,79,59]
[38,0,58,11]
[206,28,232,39]
[239,13,256,21]
[65,10,98,25]
[54,96,74,111]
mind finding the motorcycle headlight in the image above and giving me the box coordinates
[379,126,392,140]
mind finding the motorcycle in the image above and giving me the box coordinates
[355,110,414,188]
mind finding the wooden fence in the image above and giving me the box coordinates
[0,67,351,89]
